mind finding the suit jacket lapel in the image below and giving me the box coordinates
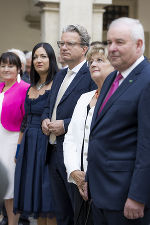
[90,71,117,130]
[59,63,88,104]
[50,68,67,115]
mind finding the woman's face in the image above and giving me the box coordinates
[0,61,18,82]
[89,53,114,85]
[33,47,49,75]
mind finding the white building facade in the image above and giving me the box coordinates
[0,0,149,57]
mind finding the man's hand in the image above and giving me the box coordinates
[124,198,144,219]
[48,120,65,136]
[71,170,86,187]
[42,118,51,135]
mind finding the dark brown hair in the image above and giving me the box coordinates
[30,42,58,86]
[0,52,23,76]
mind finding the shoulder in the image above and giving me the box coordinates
[76,90,96,105]
[135,59,150,83]
[134,58,150,75]
[80,62,90,74]
[52,68,67,82]
[142,59,150,73]
[20,80,30,87]
[18,80,30,90]
[80,90,96,99]
[14,81,30,96]
[56,68,67,76]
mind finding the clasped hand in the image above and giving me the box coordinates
[42,119,65,136]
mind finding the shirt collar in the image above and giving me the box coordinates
[120,55,144,79]
[68,59,86,74]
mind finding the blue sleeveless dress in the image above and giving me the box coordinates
[14,88,54,218]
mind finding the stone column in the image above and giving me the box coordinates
[34,0,112,54]
[59,0,93,39]
[92,0,112,42]
[34,0,60,53]
[92,5,105,42]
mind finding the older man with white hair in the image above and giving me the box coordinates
[86,17,150,225]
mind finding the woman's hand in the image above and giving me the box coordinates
[71,170,88,201]
[42,118,51,135]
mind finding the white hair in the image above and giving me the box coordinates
[109,17,145,53]
[25,51,32,60]
[8,48,26,68]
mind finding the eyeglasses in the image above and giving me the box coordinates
[57,41,84,48]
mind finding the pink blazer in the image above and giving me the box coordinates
[0,81,30,131]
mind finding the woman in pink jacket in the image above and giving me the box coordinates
[0,52,29,225]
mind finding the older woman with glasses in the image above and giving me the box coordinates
[63,44,114,225]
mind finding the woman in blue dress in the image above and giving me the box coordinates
[14,42,58,225]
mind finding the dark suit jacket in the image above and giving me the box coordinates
[41,62,97,163]
[87,58,150,210]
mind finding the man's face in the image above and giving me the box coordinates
[107,24,142,72]
[59,32,88,68]
[26,58,31,75]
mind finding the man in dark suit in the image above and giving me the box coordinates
[41,24,97,225]
[85,17,150,225]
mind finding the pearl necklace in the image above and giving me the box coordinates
[36,81,46,91]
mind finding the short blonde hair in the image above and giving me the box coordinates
[86,44,108,63]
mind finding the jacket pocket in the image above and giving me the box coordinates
[106,160,135,171]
